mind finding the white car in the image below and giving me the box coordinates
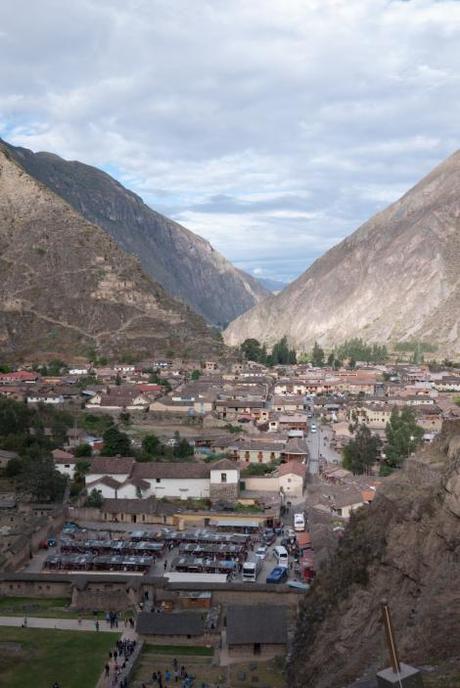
[255,545,268,560]
[310,424,317,433]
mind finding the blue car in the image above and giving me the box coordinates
[266,566,288,584]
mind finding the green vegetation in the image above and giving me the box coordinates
[0,397,73,456]
[311,341,325,367]
[18,455,67,502]
[146,368,172,392]
[32,359,68,376]
[100,425,131,455]
[0,597,100,619]
[143,644,214,656]
[241,460,279,476]
[382,407,424,474]
[342,424,382,474]
[74,442,92,457]
[240,336,296,365]
[336,338,388,364]
[80,412,113,436]
[85,488,104,507]
[394,340,438,353]
[142,433,161,457]
[0,627,117,688]
[190,369,202,380]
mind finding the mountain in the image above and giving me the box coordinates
[288,420,460,688]
[256,277,288,293]
[0,144,223,361]
[1,139,268,327]
[225,152,460,354]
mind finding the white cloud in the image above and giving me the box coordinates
[0,0,459,281]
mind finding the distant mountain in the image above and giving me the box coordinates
[1,139,268,327]
[256,277,288,293]
[225,151,460,354]
[0,144,223,361]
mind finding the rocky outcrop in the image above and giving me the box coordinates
[0,145,223,361]
[2,139,268,326]
[225,151,460,354]
[288,421,460,688]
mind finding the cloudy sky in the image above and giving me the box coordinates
[1,0,460,283]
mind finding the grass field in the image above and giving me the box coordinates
[0,626,118,688]
[0,597,135,620]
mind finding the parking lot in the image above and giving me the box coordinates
[24,517,311,585]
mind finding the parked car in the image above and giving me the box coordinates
[255,545,268,560]
[266,566,288,584]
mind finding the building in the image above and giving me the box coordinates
[276,461,306,498]
[209,459,240,504]
[226,605,288,657]
[136,611,210,644]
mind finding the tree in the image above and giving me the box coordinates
[119,411,131,426]
[74,459,91,483]
[311,341,325,367]
[327,352,335,367]
[191,369,201,380]
[85,488,103,508]
[18,455,67,502]
[101,426,131,456]
[5,456,22,478]
[142,434,161,457]
[241,338,265,363]
[75,443,92,457]
[271,336,296,365]
[342,424,381,474]
[384,407,424,470]
[174,437,194,459]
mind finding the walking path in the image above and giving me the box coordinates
[0,615,122,633]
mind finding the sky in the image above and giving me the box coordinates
[1,0,460,283]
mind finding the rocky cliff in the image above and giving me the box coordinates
[2,139,268,327]
[225,152,460,354]
[288,421,460,688]
[0,145,223,361]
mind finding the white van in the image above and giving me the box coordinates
[294,512,305,532]
[242,557,262,583]
[273,545,289,568]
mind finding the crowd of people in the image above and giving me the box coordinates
[140,657,218,688]
[104,636,138,687]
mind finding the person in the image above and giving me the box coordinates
[164,559,168,571]
[95,619,100,631]
[165,669,171,684]
[105,663,110,677]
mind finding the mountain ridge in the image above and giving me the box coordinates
[224,150,460,354]
[0,144,223,361]
[1,139,268,326]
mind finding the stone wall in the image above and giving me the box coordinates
[209,481,239,504]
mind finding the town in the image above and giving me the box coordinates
[0,340,459,687]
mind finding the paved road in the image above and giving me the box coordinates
[306,415,340,473]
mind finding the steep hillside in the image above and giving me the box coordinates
[288,421,460,688]
[2,139,268,326]
[0,145,223,361]
[225,152,460,354]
